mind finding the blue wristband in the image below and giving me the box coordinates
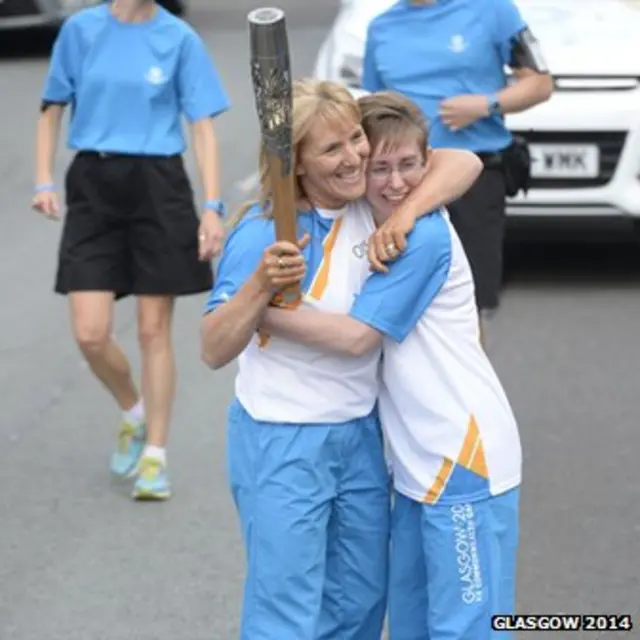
[35,183,55,193]
[204,199,226,217]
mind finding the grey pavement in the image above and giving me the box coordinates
[0,1,639,638]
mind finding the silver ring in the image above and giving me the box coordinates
[386,243,396,254]
[278,258,285,269]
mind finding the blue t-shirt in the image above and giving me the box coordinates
[363,0,527,153]
[350,211,451,341]
[42,4,230,155]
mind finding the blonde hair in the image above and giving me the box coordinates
[358,91,428,160]
[230,79,361,227]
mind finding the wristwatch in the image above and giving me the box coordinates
[487,93,502,116]
[204,199,226,217]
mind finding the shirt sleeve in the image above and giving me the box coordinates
[492,0,528,66]
[41,19,79,104]
[349,212,452,343]
[362,22,384,92]
[178,30,231,122]
[203,212,275,314]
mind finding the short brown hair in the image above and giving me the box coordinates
[358,91,428,160]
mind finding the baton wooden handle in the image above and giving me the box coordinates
[248,8,300,305]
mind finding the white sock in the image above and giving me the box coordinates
[123,399,145,425]
[143,445,166,465]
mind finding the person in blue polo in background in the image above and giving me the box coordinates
[363,0,553,345]
[32,0,229,501]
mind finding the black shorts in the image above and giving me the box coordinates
[447,167,506,311]
[55,151,213,299]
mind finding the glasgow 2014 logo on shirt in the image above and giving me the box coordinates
[145,66,168,85]
[448,34,467,53]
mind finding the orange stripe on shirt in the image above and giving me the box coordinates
[258,217,342,349]
[307,218,343,301]
[457,415,479,468]
[469,441,489,479]
[423,457,455,504]
[460,415,489,479]
[423,415,490,504]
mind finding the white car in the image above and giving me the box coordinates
[314,0,640,221]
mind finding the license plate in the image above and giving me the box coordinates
[529,144,600,179]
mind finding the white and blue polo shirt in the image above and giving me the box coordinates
[351,209,522,504]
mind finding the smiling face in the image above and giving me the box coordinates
[366,140,427,220]
[357,91,429,222]
[297,114,370,209]
[247,81,370,221]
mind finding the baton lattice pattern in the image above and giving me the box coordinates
[250,60,293,175]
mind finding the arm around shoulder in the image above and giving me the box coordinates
[368,148,481,268]
[262,219,451,355]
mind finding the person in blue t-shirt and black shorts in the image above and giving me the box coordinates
[32,0,230,501]
[363,0,553,345]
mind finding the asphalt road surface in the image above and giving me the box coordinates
[1,1,639,639]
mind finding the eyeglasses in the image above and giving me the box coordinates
[368,159,425,181]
